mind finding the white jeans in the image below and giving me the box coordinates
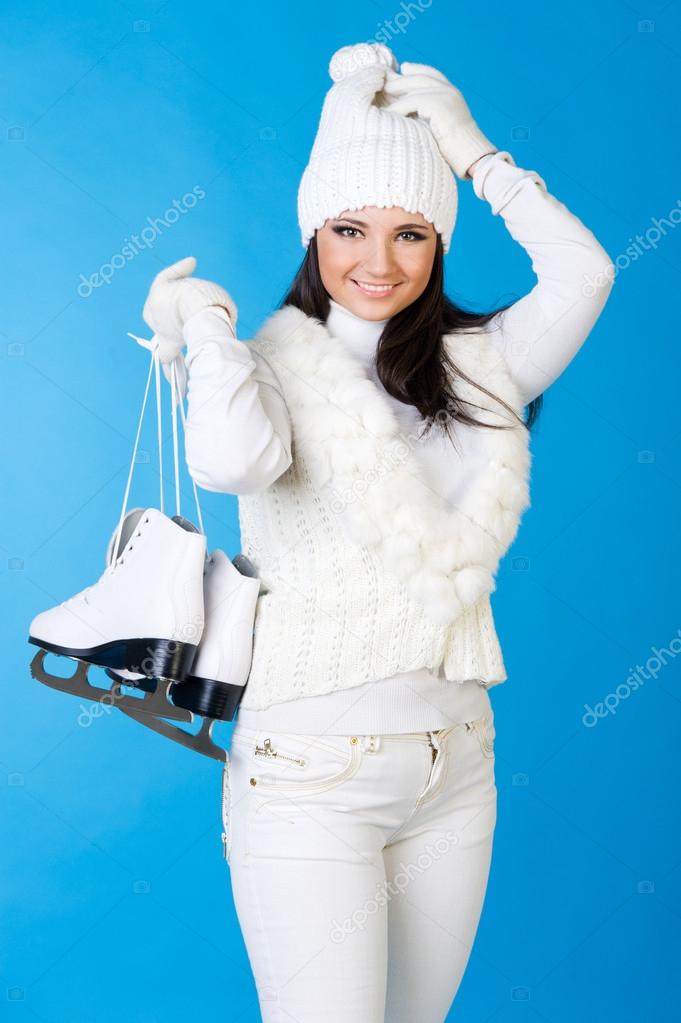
[221,710,497,1022]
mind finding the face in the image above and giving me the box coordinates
[315,206,438,320]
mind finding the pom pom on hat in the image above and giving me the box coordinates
[329,42,397,82]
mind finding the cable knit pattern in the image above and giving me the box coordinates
[237,305,531,711]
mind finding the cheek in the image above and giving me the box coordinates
[317,237,348,284]
[403,248,435,287]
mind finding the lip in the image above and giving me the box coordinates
[350,279,402,298]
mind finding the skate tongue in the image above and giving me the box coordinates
[232,553,258,578]
[171,514,201,534]
[105,507,146,567]
[171,515,212,568]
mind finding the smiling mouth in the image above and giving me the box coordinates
[350,279,402,296]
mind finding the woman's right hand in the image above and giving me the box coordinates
[142,256,239,363]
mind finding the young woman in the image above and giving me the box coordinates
[143,42,614,1023]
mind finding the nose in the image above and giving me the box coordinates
[360,237,399,279]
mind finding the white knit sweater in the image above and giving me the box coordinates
[234,298,493,733]
[181,150,614,732]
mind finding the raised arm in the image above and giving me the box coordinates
[182,306,292,494]
[469,151,615,405]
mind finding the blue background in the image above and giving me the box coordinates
[2,1,680,1020]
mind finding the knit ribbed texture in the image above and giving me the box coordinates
[297,42,458,253]
[236,670,494,734]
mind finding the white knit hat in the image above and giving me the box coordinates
[297,42,458,255]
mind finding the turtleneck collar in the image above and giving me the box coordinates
[326,298,389,372]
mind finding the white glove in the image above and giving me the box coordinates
[381,63,497,180]
[142,255,239,364]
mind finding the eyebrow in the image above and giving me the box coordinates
[334,216,431,231]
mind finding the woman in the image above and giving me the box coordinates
[143,42,614,1023]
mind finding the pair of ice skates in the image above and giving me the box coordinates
[28,329,261,762]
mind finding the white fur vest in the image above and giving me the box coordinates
[237,304,532,711]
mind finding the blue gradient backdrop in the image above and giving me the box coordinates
[2,1,680,1020]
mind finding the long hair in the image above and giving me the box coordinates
[279,232,543,444]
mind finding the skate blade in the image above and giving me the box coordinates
[30,648,121,706]
[117,702,227,762]
[108,677,193,722]
[29,648,192,722]
[27,635,197,686]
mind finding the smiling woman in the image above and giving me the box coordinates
[140,37,615,1023]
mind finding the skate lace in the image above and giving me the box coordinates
[104,335,204,577]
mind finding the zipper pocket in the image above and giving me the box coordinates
[252,737,361,796]
[254,737,307,767]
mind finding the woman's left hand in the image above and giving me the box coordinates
[381,62,497,180]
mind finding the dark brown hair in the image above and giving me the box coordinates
[279,231,543,444]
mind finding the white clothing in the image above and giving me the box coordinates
[224,714,498,1022]
[180,150,613,732]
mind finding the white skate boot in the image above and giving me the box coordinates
[28,506,206,682]
[166,548,260,718]
[98,506,209,721]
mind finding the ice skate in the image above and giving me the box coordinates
[98,333,261,758]
[167,549,260,719]
[28,505,206,690]
[116,548,262,761]
[98,506,206,720]
[28,324,260,761]
[98,345,260,734]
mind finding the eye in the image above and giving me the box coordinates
[330,225,428,241]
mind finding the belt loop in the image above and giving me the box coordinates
[364,735,381,754]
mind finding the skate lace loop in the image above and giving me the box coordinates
[105,335,204,577]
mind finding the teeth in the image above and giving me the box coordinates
[354,280,396,292]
